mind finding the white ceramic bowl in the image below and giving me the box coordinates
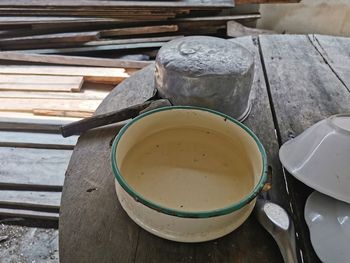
[279,114,350,203]
[111,106,267,242]
[305,191,350,263]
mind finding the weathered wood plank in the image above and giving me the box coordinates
[84,36,180,47]
[0,131,77,149]
[227,20,274,37]
[0,0,234,8]
[0,190,61,210]
[33,109,93,118]
[19,42,164,55]
[0,52,151,69]
[0,147,71,189]
[100,25,178,37]
[0,75,83,92]
[259,34,350,263]
[0,207,59,220]
[0,31,100,48]
[173,14,261,22]
[0,115,77,132]
[0,89,109,100]
[236,0,299,3]
[0,65,128,83]
[309,34,350,91]
[0,98,101,113]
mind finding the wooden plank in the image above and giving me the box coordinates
[0,89,110,100]
[259,34,350,263]
[227,20,274,37]
[100,25,178,37]
[0,131,77,149]
[0,190,61,210]
[309,34,350,91]
[0,16,112,24]
[0,207,59,220]
[0,1,234,8]
[18,42,165,54]
[236,0,299,3]
[84,35,181,46]
[0,31,100,49]
[0,66,129,84]
[33,109,93,118]
[0,75,83,92]
[0,115,78,132]
[0,98,101,113]
[0,52,151,69]
[0,147,71,189]
[173,13,261,22]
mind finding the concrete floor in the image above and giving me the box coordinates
[0,223,58,263]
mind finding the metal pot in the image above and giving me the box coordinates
[155,36,254,121]
[111,106,267,242]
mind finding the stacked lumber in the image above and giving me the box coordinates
[0,2,265,120]
[0,116,76,221]
[0,0,262,54]
[0,65,131,118]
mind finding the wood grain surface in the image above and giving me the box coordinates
[0,190,61,210]
[0,147,71,189]
[259,34,350,263]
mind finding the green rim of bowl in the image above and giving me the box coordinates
[111,106,267,218]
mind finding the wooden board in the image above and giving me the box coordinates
[173,14,261,22]
[0,74,83,92]
[0,98,101,113]
[33,109,93,118]
[0,190,61,210]
[0,207,59,220]
[236,0,299,3]
[84,35,181,46]
[0,1,234,8]
[0,147,71,189]
[0,66,129,84]
[0,131,77,149]
[0,31,100,49]
[0,52,151,69]
[309,34,350,91]
[59,41,284,262]
[19,42,164,55]
[100,25,178,37]
[0,89,109,100]
[259,34,350,263]
[0,115,77,132]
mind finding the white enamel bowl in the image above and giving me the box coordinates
[111,106,267,242]
[279,114,350,203]
[305,191,350,263]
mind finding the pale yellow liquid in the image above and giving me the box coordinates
[121,127,254,211]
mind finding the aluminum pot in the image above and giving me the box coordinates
[155,36,255,121]
[111,106,267,242]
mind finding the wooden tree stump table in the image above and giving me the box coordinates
[60,35,350,263]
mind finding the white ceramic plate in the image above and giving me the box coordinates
[279,114,350,203]
[305,191,350,263]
